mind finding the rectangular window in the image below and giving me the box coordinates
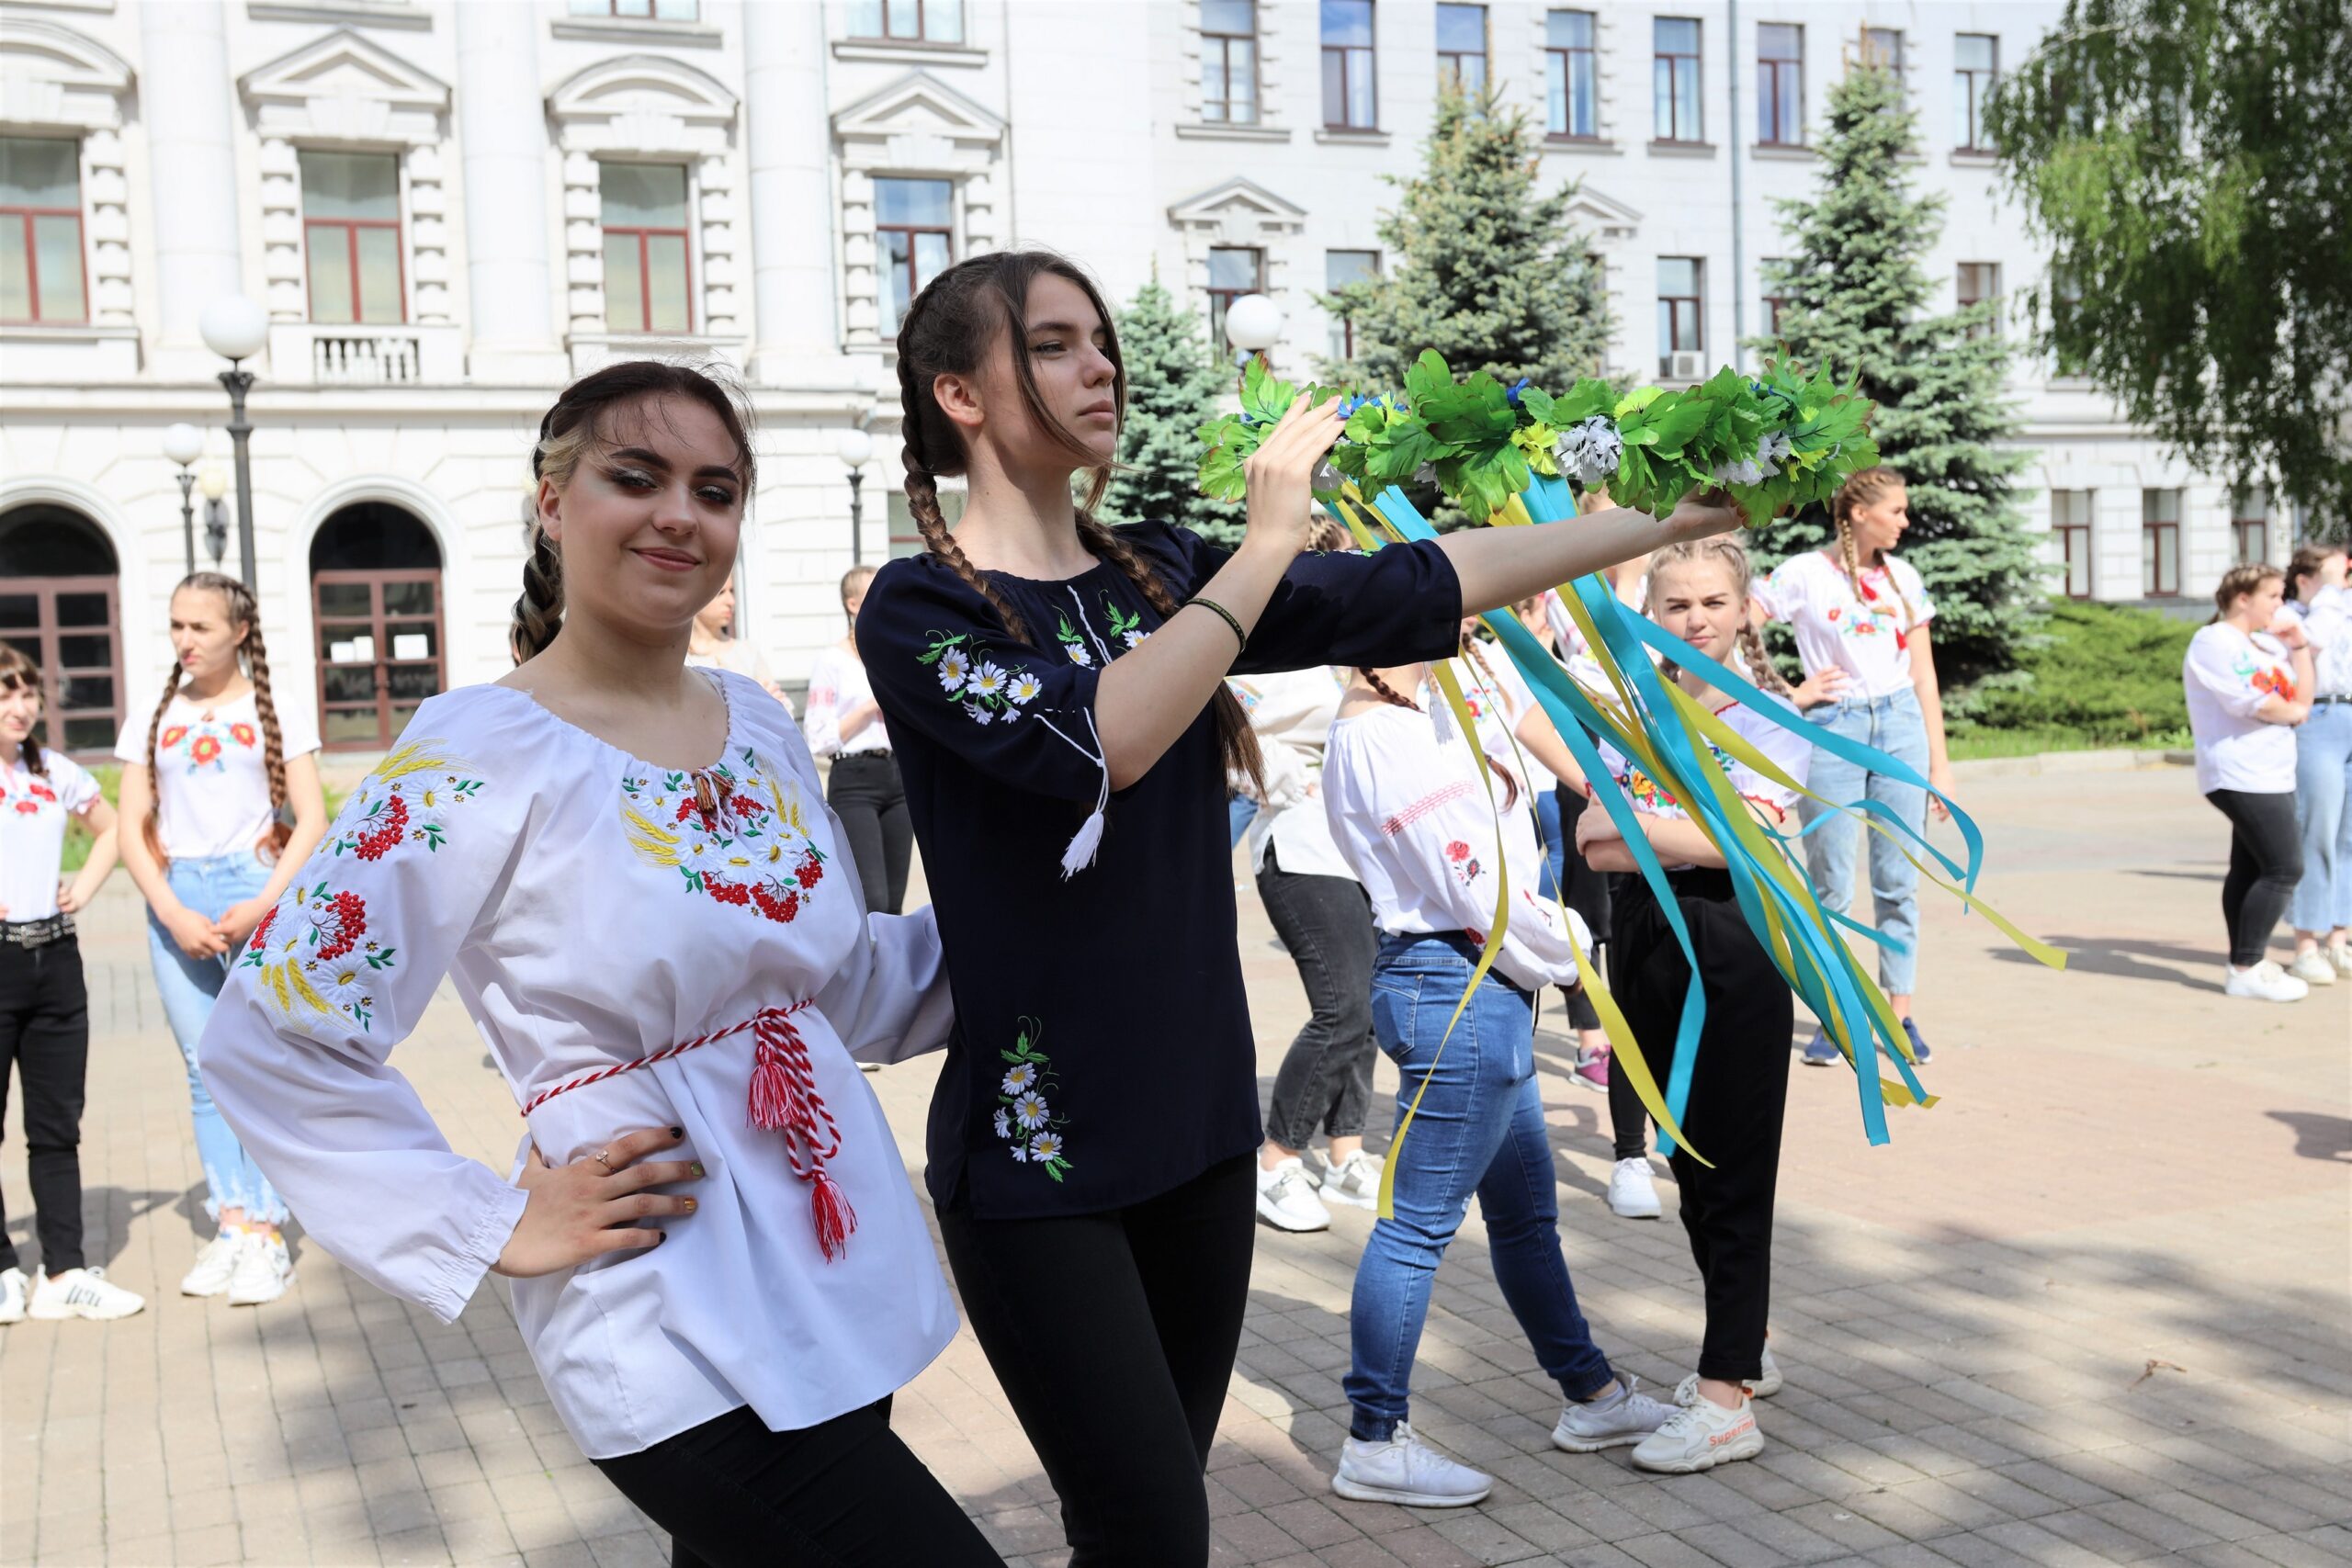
[2142,490,2181,597]
[1326,248,1378,359]
[2233,487,2269,566]
[0,136,87,325]
[1208,246,1264,350]
[1758,22,1804,145]
[1955,33,1998,149]
[1957,261,2000,338]
[300,151,403,326]
[1657,255,1702,374]
[1655,18,1703,142]
[875,176,954,336]
[1436,4,1487,94]
[2052,490,2095,598]
[600,164,692,334]
[1544,11,1599,139]
[1860,26,1903,75]
[848,0,963,42]
[571,0,701,17]
[1322,0,1378,129]
[1202,0,1260,124]
[1760,257,1788,339]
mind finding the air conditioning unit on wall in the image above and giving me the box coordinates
[1668,350,1707,382]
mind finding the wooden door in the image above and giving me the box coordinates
[312,568,446,751]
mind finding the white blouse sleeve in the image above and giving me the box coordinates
[2184,629,2271,720]
[2302,585,2351,648]
[810,807,955,1066]
[197,700,527,1323]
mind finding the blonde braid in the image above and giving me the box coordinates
[1830,465,1917,632]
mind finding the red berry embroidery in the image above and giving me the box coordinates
[315,891,367,963]
[352,795,410,861]
[248,908,277,952]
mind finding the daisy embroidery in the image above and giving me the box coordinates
[922,630,1046,727]
[968,661,1010,702]
[1001,1061,1039,1093]
[937,645,971,692]
[1055,613,1094,667]
[1102,598,1148,649]
[1007,671,1044,706]
[1012,1090,1050,1131]
[993,1015,1073,1180]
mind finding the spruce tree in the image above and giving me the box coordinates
[1754,62,2043,686]
[1098,274,1245,546]
[1325,85,1610,391]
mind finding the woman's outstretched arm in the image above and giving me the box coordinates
[1437,495,1741,615]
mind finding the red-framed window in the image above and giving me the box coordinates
[848,0,963,42]
[1760,257,1789,340]
[0,137,88,326]
[876,176,953,336]
[1436,4,1487,93]
[2142,490,2180,597]
[1209,246,1264,351]
[1544,10,1599,139]
[1758,23,1804,145]
[1322,0,1378,129]
[2052,490,2094,598]
[2233,488,2269,566]
[1654,17,1703,142]
[1657,255,1702,374]
[1955,34,1999,150]
[300,151,404,325]
[1202,0,1260,123]
[1326,249,1378,359]
[601,163,692,334]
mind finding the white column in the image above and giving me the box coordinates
[744,0,842,384]
[138,0,245,374]
[453,0,566,381]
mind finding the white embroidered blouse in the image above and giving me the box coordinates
[197,671,958,1460]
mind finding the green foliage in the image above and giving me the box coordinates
[1321,85,1611,393]
[1755,62,2044,686]
[1949,599,2196,743]
[1097,275,1245,546]
[1989,0,2352,527]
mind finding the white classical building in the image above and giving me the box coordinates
[0,0,2279,761]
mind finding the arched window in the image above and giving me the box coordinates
[310,502,445,750]
[0,503,121,757]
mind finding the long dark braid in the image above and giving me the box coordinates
[1358,667,1421,711]
[1356,663,1520,809]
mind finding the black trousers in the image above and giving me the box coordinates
[1256,850,1378,1148]
[2206,788,2304,966]
[592,1398,1002,1568]
[937,1154,1256,1568]
[1555,787,1611,1041]
[1598,870,1651,1161]
[828,752,912,916]
[1611,871,1790,1383]
[0,933,90,1275]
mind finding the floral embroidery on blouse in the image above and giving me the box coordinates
[993,1015,1072,1180]
[620,746,826,923]
[918,631,1043,727]
[1444,840,1483,888]
[1053,612,1094,667]
[2231,649,2297,700]
[241,880,398,1031]
[4,777,57,816]
[1102,597,1148,649]
[155,714,260,773]
[329,741,484,862]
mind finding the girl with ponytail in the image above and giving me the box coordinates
[198,360,999,1567]
[854,248,1740,1563]
[1757,467,1954,1066]
[115,571,325,1306]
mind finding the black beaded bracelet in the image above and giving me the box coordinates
[1182,596,1248,655]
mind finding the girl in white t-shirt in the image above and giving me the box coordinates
[803,563,910,915]
[0,648,144,1325]
[1759,467,1952,1066]
[115,572,328,1306]
[2183,563,2316,1002]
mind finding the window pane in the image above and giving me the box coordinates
[1658,257,1698,298]
[927,0,964,42]
[59,633,110,668]
[1657,300,1673,361]
[1203,0,1255,32]
[882,230,914,331]
[388,664,441,702]
[1327,249,1378,288]
[56,592,107,626]
[1863,28,1902,70]
[1545,52,1567,132]
[1209,248,1260,290]
[1458,55,1487,92]
[309,228,356,324]
[2066,539,2090,596]
[613,0,652,16]
[1679,62,1702,138]
[604,232,645,331]
[2144,489,2179,524]
[1758,22,1798,61]
[324,667,378,704]
[644,233,690,332]
[887,0,919,36]
[1322,0,1373,49]
[875,177,953,228]
[317,581,371,616]
[1230,40,1257,118]
[385,622,440,660]
[1779,68,1802,139]
[300,151,399,220]
[1957,34,1996,72]
[1655,56,1673,137]
[1437,5,1484,52]
[1347,50,1376,125]
[62,716,114,751]
[0,138,80,208]
[58,673,112,712]
[1,221,28,321]
[1547,10,1591,50]
[1657,17,1699,54]
[31,215,83,321]
[384,580,436,616]
[652,0,698,17]
[356,226,402,323]
[849,0,883,33]
[1204,50,1227,117]
[600,164,688,228]
[1323,49,1346,123]
[0,595,35,627]
[912,230,950,295]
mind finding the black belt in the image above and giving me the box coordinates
[2315,694,2352,705]
[832,749,894,761]
[2,914,74,948]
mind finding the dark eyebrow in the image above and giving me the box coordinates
[1026,319,1102,337]
[609,446,741,484]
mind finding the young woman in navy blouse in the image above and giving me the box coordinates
[858,250,1738,1566]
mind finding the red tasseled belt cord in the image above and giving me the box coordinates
[516,1000,857,1261]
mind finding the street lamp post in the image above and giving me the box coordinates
[835,428,874,566]
[163,423,205,575]
[198,466,231,568]
[198,297,268,592]
[1223,293,1284,392]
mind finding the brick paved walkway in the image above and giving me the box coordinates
[4,762,2347,1567]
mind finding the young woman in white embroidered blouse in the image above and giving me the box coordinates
[197,363,1001,1568]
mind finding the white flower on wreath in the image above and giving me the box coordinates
[969,660,1010,701]
[1711,456,1769,487]
[1001,1062,1039,1093]
[1555,416,1623,490]
[937,647,971,692]
[1007,671,1044,705]
[1758,429,1794,469]
[1030,1132,1066,1163]
[1012,1090,1050,1131]
[992,1108,1012,1139]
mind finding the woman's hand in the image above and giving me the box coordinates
[2272,618,2310,651]
[56,881,85,916]
[1242,391,1347,558]
[1662,488,1744,544]
[1789,667,1851,710]
[1927,762,1956,824]
[493,1126,703,1278]
[163,903,229,960]
[214,897,273,949]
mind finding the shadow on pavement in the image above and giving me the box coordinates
[2266,1110,2352,1162]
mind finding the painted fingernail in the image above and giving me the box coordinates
[690,1162,705,1179]
[655,1231,667,1244]
[669,1126,684,1138]
[683,1198,697,1213]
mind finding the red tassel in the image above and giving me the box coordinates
[747,1037,792,1131]
[808,1168,857,1261]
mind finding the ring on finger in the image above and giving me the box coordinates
[593,1148,614,1174]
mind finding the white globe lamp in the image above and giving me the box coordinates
[1224,293,1284,355]
[198,295,268,362]
[161,423,204,468]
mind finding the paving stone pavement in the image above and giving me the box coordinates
[3,763,2347,1567]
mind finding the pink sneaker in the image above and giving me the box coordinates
[1574,1047,1611,1092]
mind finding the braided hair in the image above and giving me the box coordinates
[1829,465,1917,634]
[0,645,48,778]
[143,572,288,865]
[894,249,1264,795]
[1645,537,1796,698]
[1360,661,1521,809]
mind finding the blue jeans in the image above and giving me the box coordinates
[148,853,288,1225]
[1798,688,1929,996]
[2291,702,2352,932]
[1345,936,1615,1441]
[1227,792,1259,851]
[1532,789,1566,904]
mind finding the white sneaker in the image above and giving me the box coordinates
[1607,1156,1663,1219]
[1255,1158,1331,1233]
[1672,1346,1781,1404]
[2223,960,2309,1002]
[1631,1391,1765,1473]
[0,1267,26,1325]
[226,1234,293,1306]
[28,1267,147,1322]
[1330,1422,1493,1507]
[2288,950,2337,986]
[1551,1378,1679,1452]
[181,1228,245,1297]
[2329,944,2352,977]
[1318,1150,1384,1211]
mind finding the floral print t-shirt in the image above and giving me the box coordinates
[2182,623,2299,794]
[1761,549,1937,699]
[0,749,101,921]
[113,689,321,863]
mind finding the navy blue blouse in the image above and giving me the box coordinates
[859,522,1463,1218]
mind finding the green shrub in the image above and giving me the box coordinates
[1950,598,2196,744]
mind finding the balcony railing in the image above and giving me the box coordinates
[313,332,424,385]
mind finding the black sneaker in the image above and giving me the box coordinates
[1901,1017,1933,1065]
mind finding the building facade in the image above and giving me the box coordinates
[0,0,2282,760]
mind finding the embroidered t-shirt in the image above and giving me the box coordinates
[1,750,101,921]
[1761,550,1936,698]
[802,646,889,758]
[1593,690,1813,870]
[859,522,1463,1219]
[114,690,321,863]
[2182,624,2299,794]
